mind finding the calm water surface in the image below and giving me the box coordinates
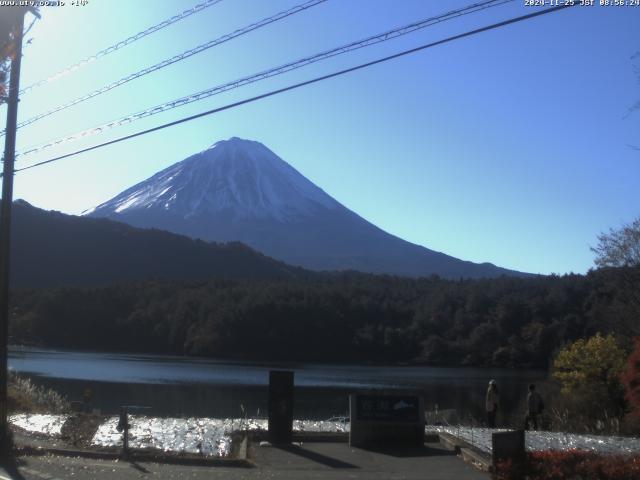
[9,348,545,420]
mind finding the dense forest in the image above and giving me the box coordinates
[9,266,639,369]
[9,200,306,288]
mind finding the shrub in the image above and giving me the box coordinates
[622,337,640,425]
[7,370,70,414]
[551,333,626,432]
[493,450,640,480]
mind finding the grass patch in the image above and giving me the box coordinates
[7,370,70,414]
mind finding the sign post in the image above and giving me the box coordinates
[349,393,424,448]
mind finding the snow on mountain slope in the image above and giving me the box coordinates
[86,138,338,222]
[86,137,528,279]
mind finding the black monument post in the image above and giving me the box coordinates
[268,370,294,444]
[492,430,526,468]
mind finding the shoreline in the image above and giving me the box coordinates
[8,344,549,371]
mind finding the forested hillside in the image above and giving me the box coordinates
[10,201,307,288]
[10,267,638,368]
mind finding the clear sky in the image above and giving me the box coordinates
[2,0,639,275]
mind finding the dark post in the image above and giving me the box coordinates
[0,8,26,454]
[116,407,129,459]
[492,430,526,468]
[268,370,294,444]
[123,414,129,457]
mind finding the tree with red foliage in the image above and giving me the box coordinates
[494,450,640,480]
[622,337,640,423]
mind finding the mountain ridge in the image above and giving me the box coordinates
[86,137,530,279]
[10,200,307,289]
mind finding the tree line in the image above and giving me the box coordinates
[8,266,639,369]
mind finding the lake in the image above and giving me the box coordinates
[9,347,546,422]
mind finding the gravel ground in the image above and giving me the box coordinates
[2,440,488,480]
[427,425,640,455]
[10,413,351,459]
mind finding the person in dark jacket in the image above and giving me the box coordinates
[486,380,499,428]
[524,383,544,430]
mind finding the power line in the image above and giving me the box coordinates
[7,0,327,135]
[17,0,513,159]
[14,3,578,176]
[23,14,39,37]
[18,0,225,96]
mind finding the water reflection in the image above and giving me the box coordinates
[9,347,545,420]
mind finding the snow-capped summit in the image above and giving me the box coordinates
[86,137,338,222]
[86,137,526,279]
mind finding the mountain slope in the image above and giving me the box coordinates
[87,137,527,279]
[10,200,305,289]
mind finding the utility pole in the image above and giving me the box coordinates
[0,7,26,455]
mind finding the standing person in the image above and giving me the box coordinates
[82,387,92,414]
[486,380,499,428]
[524,383,544,430]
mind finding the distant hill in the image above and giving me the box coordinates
[86,137,530,279]
[9,200,306,289]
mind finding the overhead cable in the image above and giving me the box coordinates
[17,0,512,158]
[19,0,226,95]
[13,3,578,175]
[8,0,327,135]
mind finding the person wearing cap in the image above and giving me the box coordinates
[486,379,499,428]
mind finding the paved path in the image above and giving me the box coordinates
[1,441,488,479]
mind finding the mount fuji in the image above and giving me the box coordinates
[85,137,525,279]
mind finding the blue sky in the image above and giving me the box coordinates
[3,0,639,275]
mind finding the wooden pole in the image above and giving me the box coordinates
[0,7,26,454]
